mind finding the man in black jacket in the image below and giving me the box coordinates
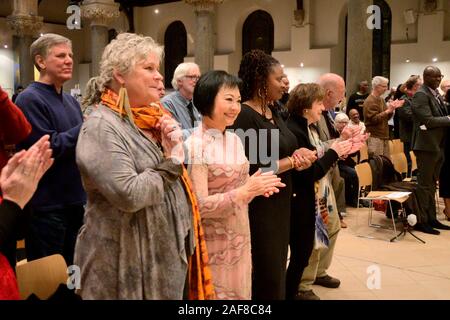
[398,75,422,176]
[411,66,450,234]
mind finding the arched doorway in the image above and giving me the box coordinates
[242,10,274,56]
[372,0,391,79]
[164,21,187,89]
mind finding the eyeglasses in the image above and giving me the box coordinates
[185,75,200,81]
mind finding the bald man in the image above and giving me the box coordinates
[411,66,450,235]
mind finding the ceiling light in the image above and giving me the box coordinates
[432,57,438,62]
[3,45,7,48]
[300,62,304,68]
[406,59,410,63]
[154,9,159,14]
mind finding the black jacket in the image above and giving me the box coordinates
[286,114,339,223]
[411,85,450,152]
[397,95,413,143]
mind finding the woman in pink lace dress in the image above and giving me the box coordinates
[186,71,285,299]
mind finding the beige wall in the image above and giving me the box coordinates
[1,0,450,96]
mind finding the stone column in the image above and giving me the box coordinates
[346,0,373,94]
[7,0,43,87]
[185,0,223,73]
[81,0,119,77]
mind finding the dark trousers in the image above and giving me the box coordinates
[415,150,444,224]
[338,163,359,207]
[285,207,315,299]
[26,205,84,266]
[403,141,412,177]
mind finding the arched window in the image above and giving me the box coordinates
[164,21,187,89]
[242,10,274,56]
[372,0,391,79]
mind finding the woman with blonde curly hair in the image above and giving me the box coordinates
[74,33,214,300]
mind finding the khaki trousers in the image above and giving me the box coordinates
[299,204,341,291]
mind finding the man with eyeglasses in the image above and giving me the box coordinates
[161,62,202,139]
[363,76,404,157]
[411,66,450,235]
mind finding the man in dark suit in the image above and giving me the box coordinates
[411,66,450,234]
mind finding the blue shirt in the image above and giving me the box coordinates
[15,82,86,211]
[161,90,202,139]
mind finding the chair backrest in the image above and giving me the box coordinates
[391,152,408,177]
[15,254,68,300]
[410,150,417,172]
[359,143,369,163]
[355,162,372,189]
[391,139,404,155]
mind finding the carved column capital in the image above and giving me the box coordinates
[6,14,43,36]
[184,0,223,12]
[81,0,120,27]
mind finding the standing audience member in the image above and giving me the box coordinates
[162,62,202,137]
[316,74,353,237]
[286,84,355,300]
[441,88,450,220]
[157,79,165,99]
[334,113,359,208]
[276,75,290,121]
[230,49,316,300]
[15,33,86,265]
[347,109,366,134]
[439,79,450,96]
[75,33,213,300]
[364,76,404,157]
[346,80,369,121]
[0,135,53,300]
[0,86,31,171]
[398,75,422,176]
[186,70,285,299]
[411,66,450,235]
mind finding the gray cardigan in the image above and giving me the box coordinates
[74,104,193,299]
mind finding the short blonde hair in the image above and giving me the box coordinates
[30,33,72,71]
[171,62,200,90]
[83,33,164,107]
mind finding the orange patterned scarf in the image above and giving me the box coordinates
[100,88,215,300]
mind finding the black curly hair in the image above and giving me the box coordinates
[238,49,280,106]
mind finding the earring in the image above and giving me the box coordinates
[117,85,133,121]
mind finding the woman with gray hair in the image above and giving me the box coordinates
[75,33,214,300]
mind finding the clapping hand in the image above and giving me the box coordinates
[292,148,317,171]
[0,135,54,209]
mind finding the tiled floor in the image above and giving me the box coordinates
[311,205,450,300]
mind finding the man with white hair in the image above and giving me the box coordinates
[161,62,202,137]
[363,76,404,157]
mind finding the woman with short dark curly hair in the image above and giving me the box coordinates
[229,50,316,300]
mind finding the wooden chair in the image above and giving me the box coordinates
[15,254,68,300]
[355,162,372,208]
[391,152,408,179]
[392,139,404,155]
[409,150,417,174]
[358,143,369,163]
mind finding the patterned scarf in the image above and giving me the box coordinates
[100,88,215,300]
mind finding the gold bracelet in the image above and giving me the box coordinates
[287,156,295,169]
